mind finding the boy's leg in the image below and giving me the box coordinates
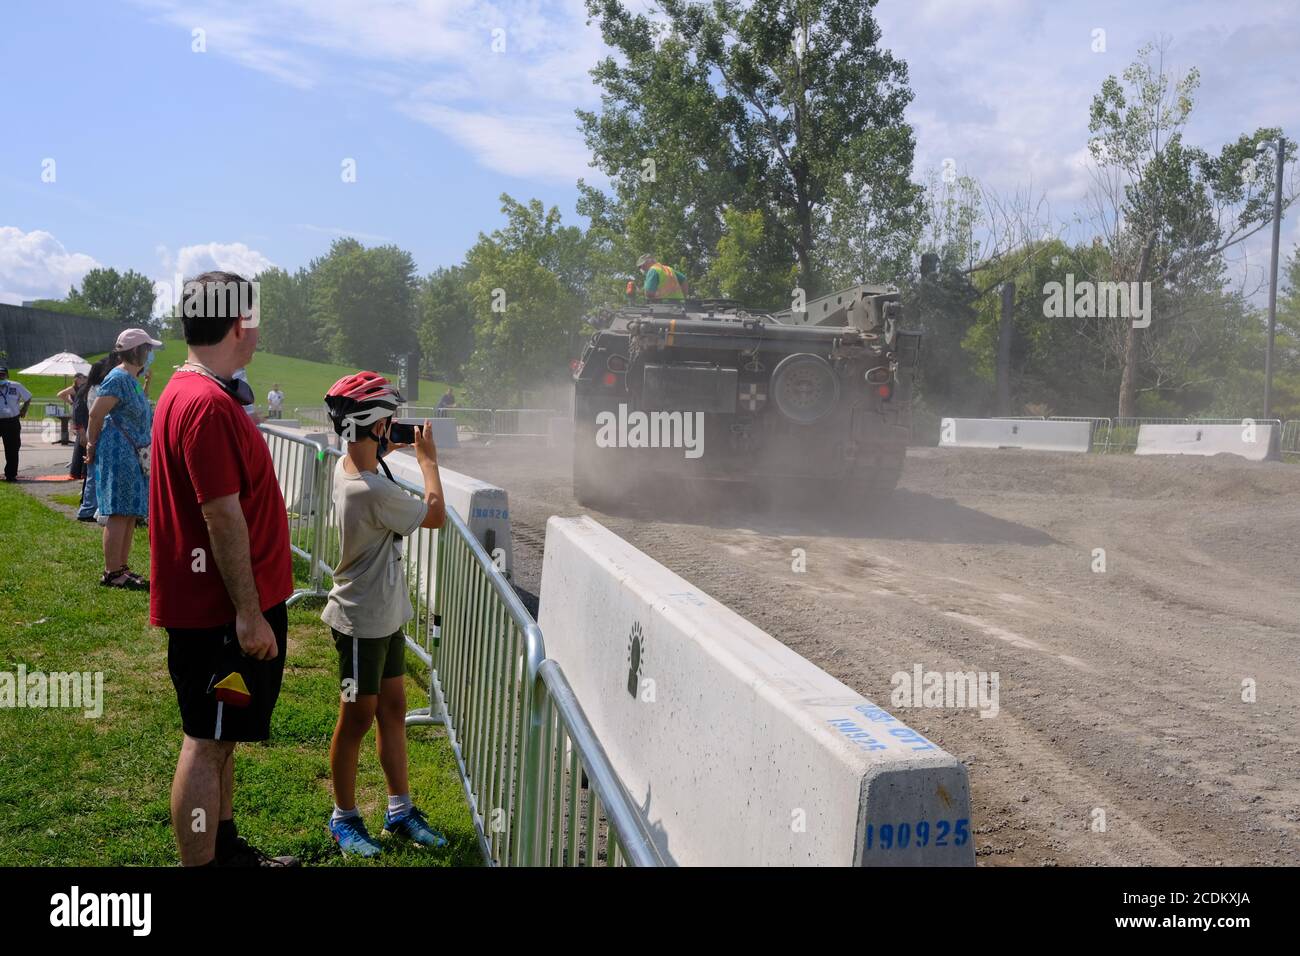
[171,735,236,865]
[375,674,410,797]
[330,695,378,811]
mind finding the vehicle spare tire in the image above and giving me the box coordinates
[770,352,839,424]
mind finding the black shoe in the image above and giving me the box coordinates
[77,515,96,522]
[217,835,300,867]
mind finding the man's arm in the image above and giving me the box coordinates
[200,493,277,660]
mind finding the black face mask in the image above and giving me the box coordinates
[184,362,254,405]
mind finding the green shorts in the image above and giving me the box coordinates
[332,629,406,697]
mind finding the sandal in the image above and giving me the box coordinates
[100,567,148,590]
[122,567,150,589]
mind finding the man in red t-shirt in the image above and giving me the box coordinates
[150,270,296,867]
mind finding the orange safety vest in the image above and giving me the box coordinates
[647,263,685,301]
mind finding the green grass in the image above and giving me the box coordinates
[0,484,479,866]
[11,336,449,412]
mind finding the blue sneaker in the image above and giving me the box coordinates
[382,806,448,848]
[328,814,382,858]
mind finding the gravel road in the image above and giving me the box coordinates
[431,440,1300,866]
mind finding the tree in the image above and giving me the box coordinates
[417,266,477,382]
[1085,40,1296,416]
[580,0,920,298]
[310,239,419,370]
[66,267,156,328]
[255,266,324,361]
[703,207,797,307]
[461,196,592,406]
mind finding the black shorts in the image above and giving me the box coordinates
[332,629,406,697]
[166,603,288,742]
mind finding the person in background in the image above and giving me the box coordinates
[321,372,447,857]
[267,383,284,420]
[151,270,297,867]
[0,364,33,482]
[435,387,455,419]
[86,329,159,589]
[57,372,89,479]
[78,354,121,521]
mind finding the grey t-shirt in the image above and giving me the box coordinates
[321,458,428,638]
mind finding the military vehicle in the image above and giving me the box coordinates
[571,285,921,506]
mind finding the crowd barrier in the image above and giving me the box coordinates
[257,423,662,867]
[937,415,1297,457]
[539,515,975,867]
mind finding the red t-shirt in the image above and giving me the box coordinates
[149,370,293,628]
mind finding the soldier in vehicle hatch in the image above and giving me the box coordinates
[636,253,689,302]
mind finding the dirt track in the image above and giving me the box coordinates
[434,440,1300,866]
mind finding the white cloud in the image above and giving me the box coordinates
[131,0,606,181]
[398,102,594,182]
[163,241,276,279]
[0,227,100,305]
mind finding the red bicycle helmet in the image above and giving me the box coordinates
[325,371,404,437]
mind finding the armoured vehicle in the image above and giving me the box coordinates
[571,285,921,506]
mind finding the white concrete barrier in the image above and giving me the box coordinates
[538,516,974,867]
[1135,423,1279,461]
[385,453,512,578]
[939,417,1091,452]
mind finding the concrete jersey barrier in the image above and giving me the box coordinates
[1135,422,1279,461]
[939,417,1092,453]
[384,453,512,577]
[538,516,974,867]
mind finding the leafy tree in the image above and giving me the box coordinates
[66,267,156,328]
[310,238,419,370]
[461,196,592,406]
[255,266,325,361]
[417,265,477,382]
[1086,40,1296,416]
[703,207,797,307]
[580,0,920,297]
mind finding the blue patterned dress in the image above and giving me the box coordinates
[94,367,151,518]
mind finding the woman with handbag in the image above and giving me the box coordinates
[86,328,161,590]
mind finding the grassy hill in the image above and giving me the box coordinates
[12,336,449,412]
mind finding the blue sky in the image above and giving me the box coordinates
[1,0,1296,308]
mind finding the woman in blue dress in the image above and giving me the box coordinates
[86,328,161,590]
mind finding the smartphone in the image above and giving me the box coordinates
[388,421,417,444]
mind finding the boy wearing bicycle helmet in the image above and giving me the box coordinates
[322,371,448,857]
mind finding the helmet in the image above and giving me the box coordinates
[325,371,404,437]
[637,253,655,269]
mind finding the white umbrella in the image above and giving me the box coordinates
[19,352,92,376]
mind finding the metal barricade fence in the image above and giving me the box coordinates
[292,405,330,428]
[1282,420,1300,456]
[258,424,662,866]
[259,425,331,604]
[492,409,555,437]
